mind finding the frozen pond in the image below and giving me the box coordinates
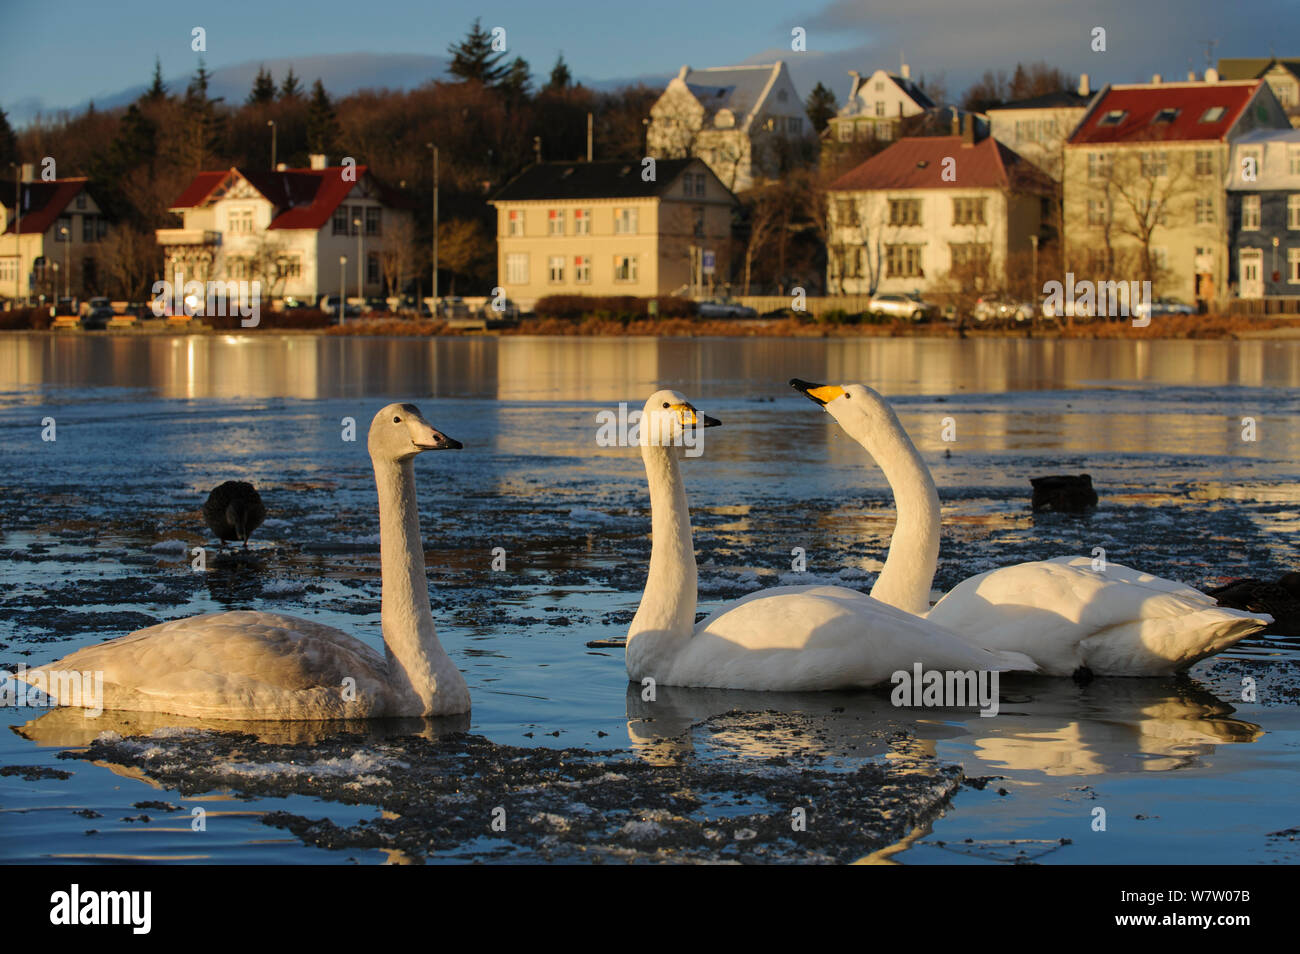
[1,333,1298,863]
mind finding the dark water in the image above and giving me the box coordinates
[1,333,1298,863]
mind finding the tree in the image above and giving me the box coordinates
[740,186,783,295]
[306,79,340,154]
[436,218,493,293]
[805,82,837,134]
[144,57,168,103]
[500,57,533,102]
[181,59,226,172]
[447,19,508,86]
[380,217,416,298]
[101,224,158,299]
[0,108,17,169]
[545,54,573,93]
[279,67,303,101]
[248,67,276,105]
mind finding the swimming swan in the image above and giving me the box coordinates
[790,379,1272,676]
[11,403,471,719]
[625,389,1036,692]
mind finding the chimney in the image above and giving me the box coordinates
[962,113,976,144]
[1188,70,1196,81]
[20,163,35,183]
[848,69,862,100]
[309,153,327,170]
[900,62,910,80]
[1151,73,1162,84]
[1205,67,1219,83]
[677,65,690,81]
[1078,73,1090,96]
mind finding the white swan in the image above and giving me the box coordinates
[10,403,471,719]
[625,389,1036,692]
[790,379,1273,676]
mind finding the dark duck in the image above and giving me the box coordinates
[1031,474,1098,513]
[203,481,266,546]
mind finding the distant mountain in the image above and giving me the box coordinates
[6,52,673,125]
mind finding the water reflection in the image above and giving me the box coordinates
[623,677,1261,776]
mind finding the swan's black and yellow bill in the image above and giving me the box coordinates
[670,403,721,428]
[416,432,463,450]
[790,379,845,406]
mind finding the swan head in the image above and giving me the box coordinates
[639,389,720,457]
[368,403,462,462]
[790,379,901,457]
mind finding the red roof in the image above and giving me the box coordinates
[169,166,413,230]
[2,178,90,235]
[828,136,1052,193]
[1068,81,1259,145]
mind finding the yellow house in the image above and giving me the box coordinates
[488,158,735,307]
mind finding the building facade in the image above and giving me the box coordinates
[647,62,813,193]
[826,66,935,147]
[1,174,108,303]
[488,158,735,305]
[1227,128,1300,297]
[985,77,1096,181]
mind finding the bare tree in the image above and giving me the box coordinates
[380,216,416,299]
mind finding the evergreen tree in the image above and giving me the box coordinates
[500,57,532,102]
[183,59,226,171]
[447,18,508,86]
[805,82,837,134]
[248,66,276,105]
[0,108,17,169]
[279,67,303,100]
[306,79,341,154]
[544,54,572,92]
[143,57,168,102]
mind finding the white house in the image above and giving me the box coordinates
[157,156,414,307]
[826,65,935,146]
[986,75,1097,181]
[1,172,109,302]
[647,61,814,192]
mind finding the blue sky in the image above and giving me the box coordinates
[3,0,1297,123]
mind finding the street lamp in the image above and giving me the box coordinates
[354,216,363,309]
[425,143,439,303]
[7,162,20,304]
[59,225,70,299]
[339,255,347,324]
[268,120,277,170]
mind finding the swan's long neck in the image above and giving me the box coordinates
[373,457,468,714]
[626,444,697,680]
[864,410,941,617]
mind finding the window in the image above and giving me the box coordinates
[227,258,250,279]
[1195,150,1214,177]
[950,243,989,268]
[82,215,96,243]
[613,254,638,282]
[1152,107,1180,123]
[877,122,894,141]
[367,253,380,284]
[75,194,86,210]
[1242,194,1261,230]
[836,198,859,227]
[1195,197,1215,225]
[333,208,349,235]
[837,122,853,143]
[875,101,885,117]
[365,207,381,236]
[786,117,802,135]
[228,209,254,234]
[0,259,15,282]
[507,209,524,237]
[952,197,986,225]
[888,198,921,226]
[885,243,923,277]
[1240,148,1262,178]
[614,208,638,234]
[548,209,565,235]
[1290,194,1300,230]
[1087,152,1112,180]
[1150,247,1168,271]
[350,206,364,236]
[574,208,590,234]
[1087,198,1108,226]
[1289,247,1300,284]
[277,255,303,279]
[574,255,590,283]
[1199,106,1226,123]
[838,246,862,279]
[548,255,565,282]
[695,173,706,197]
[55,216,71,241]
[505,252,529,284]
[1137,197,1168,226]
[1140,151,1168,178]
[1291,147,1300,176]
[1098,110,1127,126]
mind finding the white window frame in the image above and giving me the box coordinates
[547,255,565,283]
[614,208,638,235]
[507,209,524,237]
[1242,194,1261,231]
[505,252,529,284]
[1288,194,1300,230]
[613,254,638,282]
[548,209,565,235]
[574,255,590,283]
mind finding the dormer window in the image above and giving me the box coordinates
[1152,107,1179,123]
[1199,106,1226,122]
[1098,110,1127,126]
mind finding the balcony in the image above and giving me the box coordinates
[156,229,223,246]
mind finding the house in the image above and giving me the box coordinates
[0,172,109,303]
[985,75,1096,181]
[488,158,736,305]
[1063,77,1290,306]
[157,155,414,307]
[647,62,813,192]
[1218,58,1300,127]
[824,128,1053,296]
[1226,128,1300,298]
[826,65,936,147]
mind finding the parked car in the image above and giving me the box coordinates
[1041,298,1095,321]
[319,295,361,318]
[479,297,520,321]
[696,296,757,319]
[364,297,390,315]
[867,292,936,322]
[82,298,116,329]
[972,295,1036,325]
[1132,296,1195,321]
[437,296,471,319]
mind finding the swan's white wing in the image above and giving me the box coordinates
[666,585,1033,691]
[927,557,1271,675]
[13,611,395,719]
